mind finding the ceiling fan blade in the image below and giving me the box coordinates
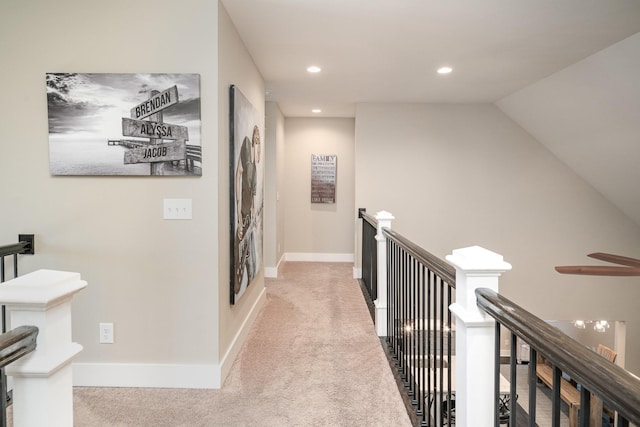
[587,252,640,268]
[555,265,640,276]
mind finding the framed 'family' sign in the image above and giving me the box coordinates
[311,154,337,204]
[46,73,201,176]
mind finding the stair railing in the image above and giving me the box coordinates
[0,237,36,427]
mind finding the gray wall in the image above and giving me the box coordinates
[0,0,265,388]
[264,102,286,273]
[283,118,356,258]
[217,2,266,378]
[354,102,640,375]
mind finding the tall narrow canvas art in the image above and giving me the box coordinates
[46,73,201,176]
[230,85,264,304]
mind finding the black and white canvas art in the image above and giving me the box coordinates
[46,73,201,176]
[230,85,264,304]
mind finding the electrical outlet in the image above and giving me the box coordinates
[99,323,114,344]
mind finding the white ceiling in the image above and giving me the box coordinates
[221,0,640,224]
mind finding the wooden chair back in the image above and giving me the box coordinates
[596,344,617,363]
[590,344,618,427]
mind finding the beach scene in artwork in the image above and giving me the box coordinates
[46,73,201,176]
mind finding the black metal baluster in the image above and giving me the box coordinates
[369,222,377,300]
[414,259,420,416]
[370,222,375,298]
[510,332,517,427]
[361,221,369,296]
[0,255,5,334]
[579,385,590,427]
[402,249,409,386]
[427,269,433,425]
[396,243,401,361]
[415,262,422,417]
[387,238,392,343]
[439,276,446,427]
[363,222,369,296]
[404,252,411,388]
[495,322,501,427]
[395,242,400,354]
[436,274,442,426]
[419,264,427,426]
[408,256,415,401]
[528,347,537,427]
[446,281,452,427]
[552,366,561,427]
[391,241,397,357]
[400,247,406,378]
[0,254,4,427]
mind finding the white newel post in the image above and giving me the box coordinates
[446,246,511,427]
[0,269,87,427]
[375,210,394,337]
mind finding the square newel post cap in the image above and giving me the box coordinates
[375,211,394,230]
[448,246,511,325]
[0,269,87,310]
[446,246,512,274]
[375,210,394,220]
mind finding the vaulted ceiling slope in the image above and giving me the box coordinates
[497,33,640,226]
[221,1,640,224]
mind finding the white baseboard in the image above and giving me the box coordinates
[264,254,284,278]
[284,252,354,263]
[264,267,278,278]
[73,362,220,389]
[218,286,266,384]
[73,287,267,389]
[353,267,362,279]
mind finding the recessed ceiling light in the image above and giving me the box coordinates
[312,109,322,113]
[437,66,453,74]
[307,66,322,73]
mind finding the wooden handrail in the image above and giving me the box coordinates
[476,287,640,425]
[0,242,29,258]
[358,208,378,228]
[382,228,456,286]
[0,325,38,368]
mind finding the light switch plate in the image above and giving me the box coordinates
[163,198,192,220]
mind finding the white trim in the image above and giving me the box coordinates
[73,287,267,389]
[353,267,362,279]
[218,286,266,384]
[73,362,220,389]
[284,252,354,263]
[264,267,278,278]
[265,254,284,278]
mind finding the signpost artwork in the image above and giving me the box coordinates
[122,85,188,175]
[47,73,201,176]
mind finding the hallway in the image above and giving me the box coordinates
[69,262,411,426]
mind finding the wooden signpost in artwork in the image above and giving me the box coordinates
[123,141,186,164]
[130,85,179,120]
[122,118,189,140]
[120,85,188,175]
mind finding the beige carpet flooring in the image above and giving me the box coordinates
[69,262,411,426]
